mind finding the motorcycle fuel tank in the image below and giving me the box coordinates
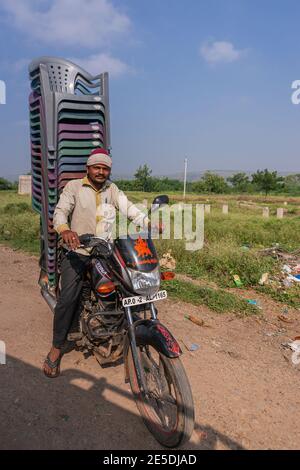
[114,233,159,273]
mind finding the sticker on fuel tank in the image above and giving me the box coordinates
[95,260,109,277]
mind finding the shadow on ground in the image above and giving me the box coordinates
[0,354,244,450]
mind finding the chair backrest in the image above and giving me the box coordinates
[29,56,104,94]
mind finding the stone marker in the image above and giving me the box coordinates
[18,175,32,195]
[262,207,269,218]
[204,204,211,214]
[277,208,284,219]
[222,204,228,215]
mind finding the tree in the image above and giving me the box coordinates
[134,164,154,192]
[201,172,229,194]
[0,177,13,190]
[251,169,282,196]
[227,172,250,192]
[191,180,205,193]
[191,173,229,194]
[283,174,300,194]
[112,179,136,191]
[152,177,183,192]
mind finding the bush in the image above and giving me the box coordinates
[0,211,39,238]
[0,178,14,190]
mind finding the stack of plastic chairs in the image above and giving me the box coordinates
[28,56,110,291]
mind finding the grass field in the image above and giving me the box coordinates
[0,190,299,312]
[0,191,39,253]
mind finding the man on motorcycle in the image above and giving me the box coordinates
[43,147,159,378]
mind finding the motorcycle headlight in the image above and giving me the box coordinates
[128,266,161,297]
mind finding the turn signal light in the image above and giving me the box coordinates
[161,271,175,280]
[97,281,115,294]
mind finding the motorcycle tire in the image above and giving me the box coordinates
[126,343,195,448]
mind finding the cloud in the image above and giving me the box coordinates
[70,53,133,77]
[200,40,245,64]
[1,0,130,48]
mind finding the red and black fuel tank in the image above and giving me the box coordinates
[114,233,159,273]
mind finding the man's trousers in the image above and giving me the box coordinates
[53,251,90,348]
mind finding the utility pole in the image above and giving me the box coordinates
[183,157,188,200]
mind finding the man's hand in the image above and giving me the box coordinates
[61,230,81,250]
[148,221,164,234]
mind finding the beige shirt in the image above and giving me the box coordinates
[53,177,149,255]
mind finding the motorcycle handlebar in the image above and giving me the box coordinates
[61,234,111,252]
[78,233,109,244]
[78,233,93,245]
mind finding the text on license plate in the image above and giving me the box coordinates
[122,290,167,307]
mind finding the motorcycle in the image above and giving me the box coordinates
[41,195,195,448]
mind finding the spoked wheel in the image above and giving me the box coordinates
[126,344,195,448]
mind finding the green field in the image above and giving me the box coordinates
[0,191,40,253]
[0,190,299,311]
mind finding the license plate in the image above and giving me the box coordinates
[122,290,167,307]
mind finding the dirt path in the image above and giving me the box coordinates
[0,244,300,450]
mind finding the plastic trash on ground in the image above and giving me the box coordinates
[259,272,269,285]
[185,314,204,327]
[233,274,243,287]
[159,251,176,270]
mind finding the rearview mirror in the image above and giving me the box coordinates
[152,195,169,207]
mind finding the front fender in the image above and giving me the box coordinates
[136,320,182,357]
[124,320,182,383]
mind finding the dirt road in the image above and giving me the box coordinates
[0,244,300,450]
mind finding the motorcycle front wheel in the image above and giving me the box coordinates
[126,343,195,448]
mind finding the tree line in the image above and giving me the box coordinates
[0,178,18,190]
[1,167,299,195]
[114,165,300,196]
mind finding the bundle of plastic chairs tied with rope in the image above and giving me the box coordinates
[28,56,111,291]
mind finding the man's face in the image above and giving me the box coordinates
[87,164,111,185]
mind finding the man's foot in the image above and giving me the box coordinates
[43,346,62,378]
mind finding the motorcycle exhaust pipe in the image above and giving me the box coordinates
[41,288,57,313]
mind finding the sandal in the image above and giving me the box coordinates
[43,353,62,378]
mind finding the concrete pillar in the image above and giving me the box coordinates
[204,204,211,214]
[18,175,32,195]
[262,207,269,218]
[277,208,284,219]
[222,204,228,215]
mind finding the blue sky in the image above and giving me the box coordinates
[0,0,299,178]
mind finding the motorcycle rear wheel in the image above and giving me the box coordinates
[126,344,195,448]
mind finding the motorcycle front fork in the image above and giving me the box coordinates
[124,303,157,396]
